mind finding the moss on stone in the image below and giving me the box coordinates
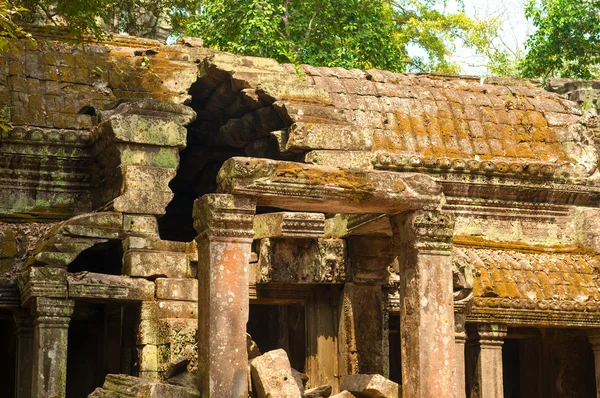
[154,148,178,168]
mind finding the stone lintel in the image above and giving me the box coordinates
[253,238,346,284]
[217,157,443,214]
[67,272,155,301]
[193,194,256,240]
[347,236,396,283]
[253,212,325,239]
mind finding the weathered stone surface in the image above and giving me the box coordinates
[466,323,507,398]
[96,374,199,397]
[391,210,456,398]
[253,212,325,239]
[157,300,197,319]
[284,122,373,152]
[217,157,443,214]
[303,385,332,397]
[339,374,400,398]
[347,237,395,283]
[124,215,159,234]
[102,114,187,148]
[194,194,256,398]
[31,297,75,398]
[159,318,198,372]
[329,391,356,398]
[67,272,155,301]
[156,278,198,301]
[123,250,190,278]
[253,238,346,284]
[247,333,261,360]
[250,349,302,398]
[291,368,308,394]
[305,151,375,169]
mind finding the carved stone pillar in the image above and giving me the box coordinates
[341,237,395,376]
[454,306,469,398]
[14,310,33,398]
[467,323,507,398]
[31,297,75,398]
[193,194,256,398]
[453,258,474,398]
[588,331,600,398]
[390,210,456,398]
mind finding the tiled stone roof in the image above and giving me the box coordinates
[455,242,600,326]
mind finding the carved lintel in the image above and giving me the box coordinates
[253,212,325,239]
[391,210,455,255]
[0,277,20,309]
[67,272,155,301]
[254,238,346,283]
[193,194,256,241]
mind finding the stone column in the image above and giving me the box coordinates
[31,297,75,398]
[467,323,507,398]
[454,307,468,398]
[14,310,33,398]
[341,237,396,376]
[390,210,456,398]
[193,194,256,398]
[588,331,600,398]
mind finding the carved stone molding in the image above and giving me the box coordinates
[253,212,325,239]
[19,267,68,307]
[391,210,455,255]
[31,297,75,327]
[193,194,256,241]
[467,323,507,348]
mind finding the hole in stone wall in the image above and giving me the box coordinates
[0,312,16,398]
[69,240,123,275]
[248,302,306,372]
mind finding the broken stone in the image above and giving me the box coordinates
[250,349,302,398]
[329,392,356,398]
[339,374,400,398]
[247,333,261,360]
[93,374,199,397]
[291,368,309,394]
[167,372,199,391]
[165,357,190,379]
[303,385,332,397]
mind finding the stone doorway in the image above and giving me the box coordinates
[247,302,306,372]
[66,302,136,398]
[388,313,402,385]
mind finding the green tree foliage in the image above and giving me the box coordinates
[185,0,502,73]
[9,0,201,39]
[520,0,600,79]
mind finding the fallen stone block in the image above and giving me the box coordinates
[303,385,332,397]
[247,333,262,360]
[291,368,308,394]
[330,391,356,398]
[93,374,199,397]
[340,374,400,398]
[250,349,302,398]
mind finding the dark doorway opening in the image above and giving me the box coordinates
[388,313,402,384]
[0,313,16,398]
[247,302,306,372]
[66,302,136,398]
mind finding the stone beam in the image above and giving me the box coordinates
[193,194,256,397]
[390,210,456,398]
[217,157,443,214]
[67,272,155,301]
[253,212,325,239]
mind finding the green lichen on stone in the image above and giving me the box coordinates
[153,148,178,168]
[34,199,51,208]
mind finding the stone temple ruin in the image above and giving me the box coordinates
[1,29,600,398]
